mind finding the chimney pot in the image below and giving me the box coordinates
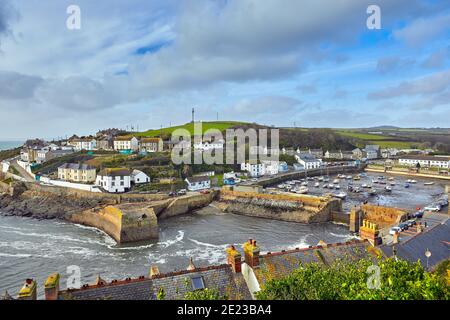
[44,273,60,300]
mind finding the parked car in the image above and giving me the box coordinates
[168,192,177,197]
[414,211,424,218]
[424,204,441,212]
[177,189,187,195]
[389,227,401,235]
[406,220,416,227]
[398,223,409,231]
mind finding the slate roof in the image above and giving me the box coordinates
[380,219,450,268]
[185,176,210,184]
[254,239,375,287]
[98,168,131,177]
[58,163,95,171]
[58,264,252,300]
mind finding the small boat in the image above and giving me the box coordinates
[407,179,417,184]
[301,181,308,186]
[346,175,352,179]
[390,182,396,186]
[361,184,368,188]
[404,183,410,188]
[353,175,361,180]
[334,192,347,199]
[277,184,286,189]
[323,177,330,182]
[385,186,392,192]
[388,177,395,181]
[378,180,386,185]
[424,182,435,186]
[353,187,361,193]
[323,184,328,189]
[328,184,335,189]
[333,179,340,184]
[314,182,320,187]
[318,176,324,181]
[285,185,293,190]
[335,185,341,190]
[296,186,309,194]
[369,189,377,196]
[372,179,378,184]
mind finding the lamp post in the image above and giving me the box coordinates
[425,249,431,271]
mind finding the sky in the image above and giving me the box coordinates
[0,0,449,140]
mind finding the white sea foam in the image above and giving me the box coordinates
[158,230,184,248]
[0,252,32,258]
[188,238,229,249]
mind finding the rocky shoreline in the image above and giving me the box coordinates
[0,192,104,220]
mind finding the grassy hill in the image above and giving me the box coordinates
[133,121,248,138]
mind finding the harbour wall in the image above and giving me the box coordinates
[218,189,343,224]
[68,191,218,243]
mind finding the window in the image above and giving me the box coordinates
[191,276,205,290]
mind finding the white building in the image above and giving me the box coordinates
[131,169,150,184]
[95,168,131,193]
[113,136,140,151]
[295,154,322,170]
[241,162,264,177]
[36,147,52,164]
[71,138,97,151]
[398,156,450,169]
[261,160,279,175]
[193,139,224,151]
[185,176,211,191]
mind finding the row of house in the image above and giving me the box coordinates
[398,155,450,169]
[57,163,150,193]
[67,136,164,153]
[20,140,74,164]
[240,160,289,177]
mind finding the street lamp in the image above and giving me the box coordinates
[425,249,431,270]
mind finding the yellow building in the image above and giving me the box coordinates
[57,163,97,183]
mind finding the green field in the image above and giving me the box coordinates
[135,121,247,137]
[336,130,391,141]
[336,130,416,149]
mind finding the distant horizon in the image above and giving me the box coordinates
[2,121,450,142]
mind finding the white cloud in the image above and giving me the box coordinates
[393,14,450,47]
[368,69,450,100]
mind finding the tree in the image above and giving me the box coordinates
[256,257,449,300]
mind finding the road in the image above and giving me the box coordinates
[382,212,449,245]
[10,159,35,182]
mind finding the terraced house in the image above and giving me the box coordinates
[139,137,163,153]
[114,136,140,152]
[57,163,97,183]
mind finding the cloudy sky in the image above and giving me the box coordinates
[0,0,449,140]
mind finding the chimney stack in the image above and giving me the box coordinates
[44,273,60,300]
[243,239,260,268]
[226,245,242,273]
[18,279,37,300]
